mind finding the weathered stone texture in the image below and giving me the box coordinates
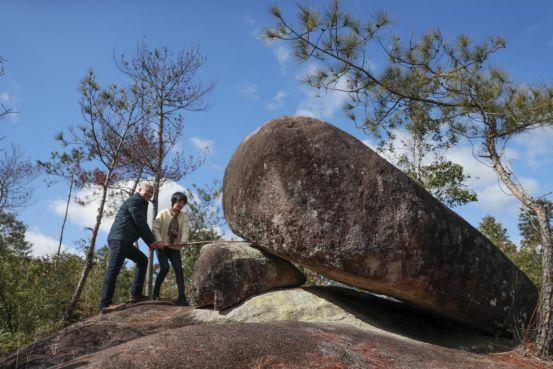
[56,322,537,369]
[2,291,546,369]
[222,115,538,332]
[189,241,305,309]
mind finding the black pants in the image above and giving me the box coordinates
[153,248,185,297]
[99,239,148,308]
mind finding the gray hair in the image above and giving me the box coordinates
[138,182,154,191]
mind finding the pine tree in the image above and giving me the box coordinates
[61,71,147,320]
[479,215,517,256]
[115,41,214,296]
[37,149,86,257]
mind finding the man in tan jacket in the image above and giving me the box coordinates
[152,191,190,305]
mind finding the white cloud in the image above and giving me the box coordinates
[0,91,17,123]
[150,181,187,217]
[0,92,10,104]
[475,178,538,213]
[238,83,259,100]
[294,62,319,81]
[0,80,21,123]
[361,127,541,214]
[262,38,292,73]
[244,15,263,39]
[293,62,351,119]
[189,136,214,155]
[476,184,519,213]
[266,90,286,110]
[361,139,376,150]
[275,44,291,69]
[290,60,381,119]
[362,138,399,165]
[294,75,349,119]
[512,126,553,169]
[169,140,184,155]
[25,229,82,258]
[50,185,116,234]
[444,145,539,214]
[435,126,550,214]
[445,146,497,185]
[12,80,22,91]
[476,177,539,211]
[219,226,242,241]
[49,181,191,236]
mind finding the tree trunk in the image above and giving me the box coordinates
[145,104,164,297]
[145,246,154,296]
[145,174,161,297]
[128,165,144,195]
[130,167,143,249]
[485,126,552,356]
[63,181,109,321]
[535,204,553,356]
[57,178,74,258]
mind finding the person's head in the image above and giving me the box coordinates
[171,192,188,211]
[137,182,155,201]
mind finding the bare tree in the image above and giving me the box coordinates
[116,41,214,296]
[62,70,147,320]
[265,1,553,356]
[107,140,148,250]
[0,57,34,213]
[0,57,14,123]
[0,145,34,213]
[37,148,86,257]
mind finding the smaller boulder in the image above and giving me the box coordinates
[189,241,306,310]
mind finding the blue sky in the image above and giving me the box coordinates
[1,0,552,257]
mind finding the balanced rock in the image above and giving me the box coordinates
[222,116,537,332]
[189,241,305,309]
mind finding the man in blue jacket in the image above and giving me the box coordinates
[99,182,165,311]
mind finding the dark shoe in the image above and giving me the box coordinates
[99,303,112,314]
[176,295,189,306]
[152,295,160,301]
[130,294,149,303]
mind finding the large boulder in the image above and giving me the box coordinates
[189,241,305,309]
[2,289,547,369]
[0,301,193,369]
[56,322,538,369]
[222,116,538,332]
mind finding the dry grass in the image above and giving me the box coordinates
[491,344,553,369]
[251,355,283,369]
